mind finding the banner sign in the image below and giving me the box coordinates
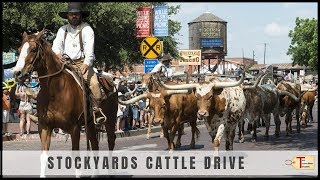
[144,59,158,73]
[2,150,318,177]
[178,50,201,65]
[136,7,151,38]
[201,38,223,47]
[153,6,168,37]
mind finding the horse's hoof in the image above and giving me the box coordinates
[251,139,256,143]
[160,134,164,138]
[146,135,150,140]
[239,139,244,143]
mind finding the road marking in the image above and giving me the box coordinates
[119,144,158,151]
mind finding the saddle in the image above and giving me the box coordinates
[97,73,115,96]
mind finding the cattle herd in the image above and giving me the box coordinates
[118,71,317,153]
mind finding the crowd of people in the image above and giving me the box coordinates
[115,79,154,133]
[2,75,39,136]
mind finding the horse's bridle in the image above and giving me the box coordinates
[22,40,67,88]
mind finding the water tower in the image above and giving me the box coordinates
[188,12,227,74]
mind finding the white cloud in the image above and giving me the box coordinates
[264,22,290,37]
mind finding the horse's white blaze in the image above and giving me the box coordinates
[13,42,30,72]
[196,84,212,97]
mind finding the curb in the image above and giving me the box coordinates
[3,120,205,142]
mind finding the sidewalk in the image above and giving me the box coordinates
[2,120,205,142]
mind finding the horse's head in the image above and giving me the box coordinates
[13,30,46,83]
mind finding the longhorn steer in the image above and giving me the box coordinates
[277,81,302,135]
[159,74,246,152]
[239,74,301,141]
[299,87,317,128]
[238,73,267,142]
[118,89,200,151]
[140,72,190,140]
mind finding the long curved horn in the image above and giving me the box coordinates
[118,93,148,105]
[213,71,245,89]
[258,73,269,85]
[165,89,190,96]
[278,90,300,102]
[243,72,267,89]
[158,80,198,90]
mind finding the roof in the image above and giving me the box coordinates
[188,12,227,24]
[249,63,308,71]
[272,63,307,70]
[249,64,268,70]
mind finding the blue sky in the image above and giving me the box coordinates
[167,2,318,65]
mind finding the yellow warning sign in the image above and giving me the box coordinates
[140,36,162,59]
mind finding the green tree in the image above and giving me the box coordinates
[287,17,318,71]
[2,2,182,72]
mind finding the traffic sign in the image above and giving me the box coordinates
[140,36,162,59]
[144,59,158,73]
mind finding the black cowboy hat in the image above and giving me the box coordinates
[159,53,173,62]
[58,2,90,19]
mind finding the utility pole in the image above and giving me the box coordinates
[253,50,255,61]
[263,43,266,64]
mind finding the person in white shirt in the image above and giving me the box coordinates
[151,53,173,80]
[52,2,102,109]
[284,70,294,82]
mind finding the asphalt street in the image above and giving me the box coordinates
[3,101,318,151]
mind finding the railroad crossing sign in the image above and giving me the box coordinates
[140,36,162,59]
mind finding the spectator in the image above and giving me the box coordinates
[15,79,34,136]
[130,92,140,130]
[117,79,129,95]
[230,68,234,75]
[116,92,125,133]
[284,70,293,82]
[122,93,131,131]
[138,89,147,128]
[234,64,241,76]
[3,87,11,136]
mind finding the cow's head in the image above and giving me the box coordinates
[158,73,245,120]
[196,86,225,120]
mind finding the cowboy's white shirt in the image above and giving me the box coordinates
[52,22,95,66]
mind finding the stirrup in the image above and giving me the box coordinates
[93,107,107,125]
